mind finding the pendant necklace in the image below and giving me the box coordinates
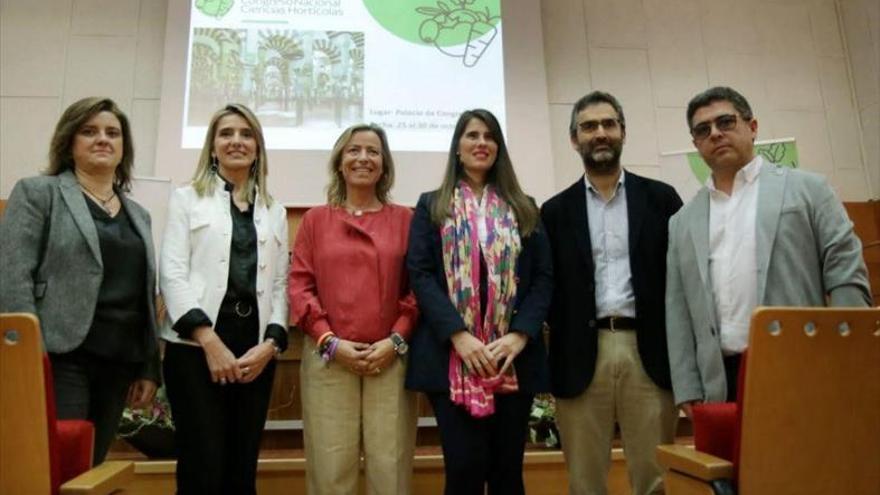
[79,182,117,214]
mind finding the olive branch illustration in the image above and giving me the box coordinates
[757,142,797,168]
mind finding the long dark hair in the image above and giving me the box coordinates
[429,109,538,236]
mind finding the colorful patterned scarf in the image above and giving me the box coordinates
[441,181,522,417]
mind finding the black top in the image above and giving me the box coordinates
[172,178,287,351]
[224,180,258,303]
[79,194,149,362]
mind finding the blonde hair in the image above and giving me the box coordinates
[326,124,395,206]
[191,104,273,206]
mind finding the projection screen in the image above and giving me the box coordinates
[155,0,553,206]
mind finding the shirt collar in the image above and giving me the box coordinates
[214,173,261,199]
[585,168,626,198]
[706,155,763,192]
[217,172,236,192]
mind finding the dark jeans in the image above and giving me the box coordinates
[49,350,140,464]
[429,391,534,495]
[163,309,275,495]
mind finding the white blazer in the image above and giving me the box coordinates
[159,178,289,345]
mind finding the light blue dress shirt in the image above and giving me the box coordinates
[585,170,636,319]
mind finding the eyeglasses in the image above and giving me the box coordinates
[578,118,621,133]
[690,114,740,141]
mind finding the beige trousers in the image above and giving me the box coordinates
[301,337,418,495]
[556,329,677,495]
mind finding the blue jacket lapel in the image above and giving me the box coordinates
[564,179,594,274]
[625,173,645,254]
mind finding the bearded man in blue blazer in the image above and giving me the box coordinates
[542,91,684,495]
[666,86,872,417]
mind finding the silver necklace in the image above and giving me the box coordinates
[344,201,381,216]
[79,183,117,214]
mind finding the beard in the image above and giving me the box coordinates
[578,141,622,175]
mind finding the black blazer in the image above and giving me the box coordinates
[540,172,682,398]
[405,191,554,394]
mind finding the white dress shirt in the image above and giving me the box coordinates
[708,155,763,354]
[585,171,636,319]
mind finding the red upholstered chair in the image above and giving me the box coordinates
[691,358,744,462]
[1,313,133,494]
[43,354,99,491]
[658,307,880,495]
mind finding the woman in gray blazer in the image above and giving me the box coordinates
[0,97,161,464]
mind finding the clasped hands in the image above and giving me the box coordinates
[194,326,275,385]
[450,330,527,378]
[334,338,396,376]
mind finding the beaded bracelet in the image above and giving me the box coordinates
[317,333,335,355]
[321,336,340,362]
[316,331,334,349]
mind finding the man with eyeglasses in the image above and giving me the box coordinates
[666,86,871,416]
[541,91,683,495]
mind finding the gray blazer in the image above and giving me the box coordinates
[0,170,160,381]
[665,163,871,405]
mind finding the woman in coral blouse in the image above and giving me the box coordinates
[289,123,418,495]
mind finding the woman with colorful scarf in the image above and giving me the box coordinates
[406,109,553,494]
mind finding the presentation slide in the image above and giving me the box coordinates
[155,0,553,206]
[183,0,506,151]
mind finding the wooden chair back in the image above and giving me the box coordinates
[0,312,51,494]
[738,307,880,494]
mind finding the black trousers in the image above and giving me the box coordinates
[724,353,742,402]
[163,310,275,495]
[49,350,140,464]
[429,391,534,495]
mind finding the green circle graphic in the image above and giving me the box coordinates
[363,0,501,47]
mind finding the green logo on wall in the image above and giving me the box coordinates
[687,141,799,184]
[363,0,501,67]
[196,0,234,19]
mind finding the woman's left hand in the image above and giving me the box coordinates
[236,342,276,383]
[364,338,396,376]
[127,379,158,409]
[486,332,528,376]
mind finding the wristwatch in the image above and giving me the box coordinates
[390,333,408,356]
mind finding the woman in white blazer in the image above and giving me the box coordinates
[159,104,289,494]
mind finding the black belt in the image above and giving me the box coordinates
[220,298,256,318]
[596,316,637,331]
